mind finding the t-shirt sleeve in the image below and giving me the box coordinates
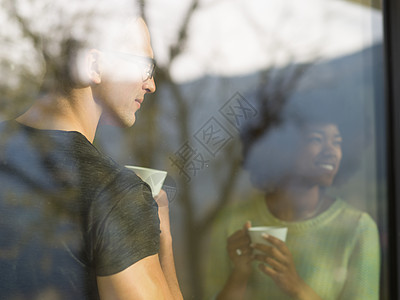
[91,170,161,276]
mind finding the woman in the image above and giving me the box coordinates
[204,105,380,300]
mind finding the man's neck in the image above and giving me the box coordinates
[16,87,102,143]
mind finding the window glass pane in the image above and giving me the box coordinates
[121,1,385,299]
[0,0,387,299]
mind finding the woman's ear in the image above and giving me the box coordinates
[87,49,102,84]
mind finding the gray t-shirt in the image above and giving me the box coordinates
[0,121,160,299]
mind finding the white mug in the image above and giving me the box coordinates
[248,226,288,254]
[125,165,167,197]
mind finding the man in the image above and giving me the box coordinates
[0,3,183,299]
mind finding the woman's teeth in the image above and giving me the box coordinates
[319,164,334,171]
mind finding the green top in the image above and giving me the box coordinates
[203,197,380,300]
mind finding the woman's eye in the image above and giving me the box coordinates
[308,136,322,143]
[333,140,343,147]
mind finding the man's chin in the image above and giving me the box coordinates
[99,112,135,128]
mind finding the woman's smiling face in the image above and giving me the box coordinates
[289,122,343,187]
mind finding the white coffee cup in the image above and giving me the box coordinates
[248,226,288,254]
[125,166,167,197]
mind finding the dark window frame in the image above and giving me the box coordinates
[383,0,400,298]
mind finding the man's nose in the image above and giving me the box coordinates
[143,77,156,94]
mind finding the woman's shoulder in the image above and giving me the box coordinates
[212,193,265,230]
[333,199,378,232]
[222,193,264,215]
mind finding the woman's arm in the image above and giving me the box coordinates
[338,214,380,300]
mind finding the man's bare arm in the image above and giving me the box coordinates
[155,190,184,300]
[97,254,174,300]
[97,189,183,300]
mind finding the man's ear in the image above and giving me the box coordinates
[87,49,102,84]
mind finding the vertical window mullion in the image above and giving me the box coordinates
[383,0,400,298]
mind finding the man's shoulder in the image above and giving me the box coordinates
[0,120,143,194]
[68,138,146,196]
[0,120,24,140]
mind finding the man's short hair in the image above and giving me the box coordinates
[32,0,142,93]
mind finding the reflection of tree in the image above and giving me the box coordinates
[1,1,311,298]
[1,0,75,118]
[134,2,311,298]
[0,1,41,118]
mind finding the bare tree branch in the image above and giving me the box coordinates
[4,0,43,55]
[169,0,199,62]
[198,143,242,235]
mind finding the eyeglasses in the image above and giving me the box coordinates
[103,51,156,82]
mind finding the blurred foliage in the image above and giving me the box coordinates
[0,68,41,119]
[346,0,381,9]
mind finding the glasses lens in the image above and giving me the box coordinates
[104,51,155,82]
[143,63,155,81]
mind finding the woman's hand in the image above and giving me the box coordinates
[216,222,253,300]
[226,221,253,278]
[252,234,321,300]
